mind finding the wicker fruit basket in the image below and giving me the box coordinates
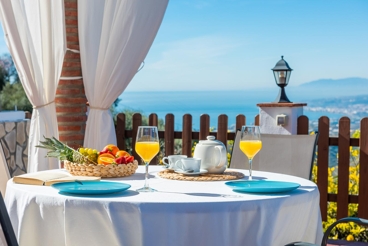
[64,160,139,178]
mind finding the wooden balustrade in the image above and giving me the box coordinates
[115,112,368,221]
[317,116,329,221]
[359,118,368,219]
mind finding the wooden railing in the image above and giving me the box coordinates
[115,113,368,221]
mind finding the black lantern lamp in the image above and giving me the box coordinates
[272,56,293,103]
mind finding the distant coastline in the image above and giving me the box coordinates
[118,88,367,134]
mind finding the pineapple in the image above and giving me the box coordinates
[36,136,97,165]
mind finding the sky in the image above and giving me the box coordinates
[1,0,368,91]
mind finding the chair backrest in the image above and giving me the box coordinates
[0,144,10,198]
[0,192,18,246]
[285,217,368,246]
[321,217,368,246]
[230,131,319,180]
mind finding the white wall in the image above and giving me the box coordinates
[259,106,304,135]
[0,111,25,121]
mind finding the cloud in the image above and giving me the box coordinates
[149,35,245,77]
[127,35,247,91]
[153,35,243,67]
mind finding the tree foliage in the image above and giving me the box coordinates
[0,54,19,88]
[0,54,31,112]
[0,81,32,112]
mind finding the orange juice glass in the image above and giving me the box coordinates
[240,126,262,180]
[135,126,159,192]
[135,142,160,163]
[239,140,262,159]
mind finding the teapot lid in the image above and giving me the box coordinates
[198,136,224,146]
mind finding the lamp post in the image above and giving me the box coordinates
[272,56,293,103]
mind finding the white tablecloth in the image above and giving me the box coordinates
[5,166,322,246]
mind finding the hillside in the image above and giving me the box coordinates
[300,77,368,88]
[285,77,368,100]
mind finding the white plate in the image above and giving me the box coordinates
[51,181,131,195]
[225,180,300,193]
[162,166,175,171]
[175,169,208,176]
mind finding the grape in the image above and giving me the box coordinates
[79,148,85,155]
[82,148,89,156]
[77,148,99,162]
[89,152,98,162]
[78,147,99,163]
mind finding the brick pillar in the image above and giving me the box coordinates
[55,0,87,149]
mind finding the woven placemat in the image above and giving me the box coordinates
[158,169,244,181]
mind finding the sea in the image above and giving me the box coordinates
[117,89,347,131]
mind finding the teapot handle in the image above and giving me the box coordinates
[214,146,226,168]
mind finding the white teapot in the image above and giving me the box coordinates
[193,136,227,174]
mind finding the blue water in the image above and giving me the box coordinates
[117,90,346,130]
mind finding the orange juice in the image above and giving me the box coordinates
[239,140,262,159]
[135,142,160,163]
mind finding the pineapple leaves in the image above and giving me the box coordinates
[36,136,97,164]
[35,136,74,162]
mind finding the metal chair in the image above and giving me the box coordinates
[229,131,319,180]
[285,217,368,246]
[0,144,10,198]
[0,192,18,246]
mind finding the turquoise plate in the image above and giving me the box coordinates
[225,180,300,193]
[51,181,131,195]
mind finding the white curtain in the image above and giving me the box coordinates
[0,1,66,172]
[79,0,169,150]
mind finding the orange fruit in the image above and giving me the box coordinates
[115,150,130,158]
[102,144,119,155]
[98,157,115,165]
[97,153,115,165]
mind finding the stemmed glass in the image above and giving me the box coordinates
[135,126,160,192]
[239,125,262,180]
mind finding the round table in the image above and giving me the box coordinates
[5,166,322,246]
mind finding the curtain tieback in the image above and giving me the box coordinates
[89,105,109,110]
[32,101,55,109]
